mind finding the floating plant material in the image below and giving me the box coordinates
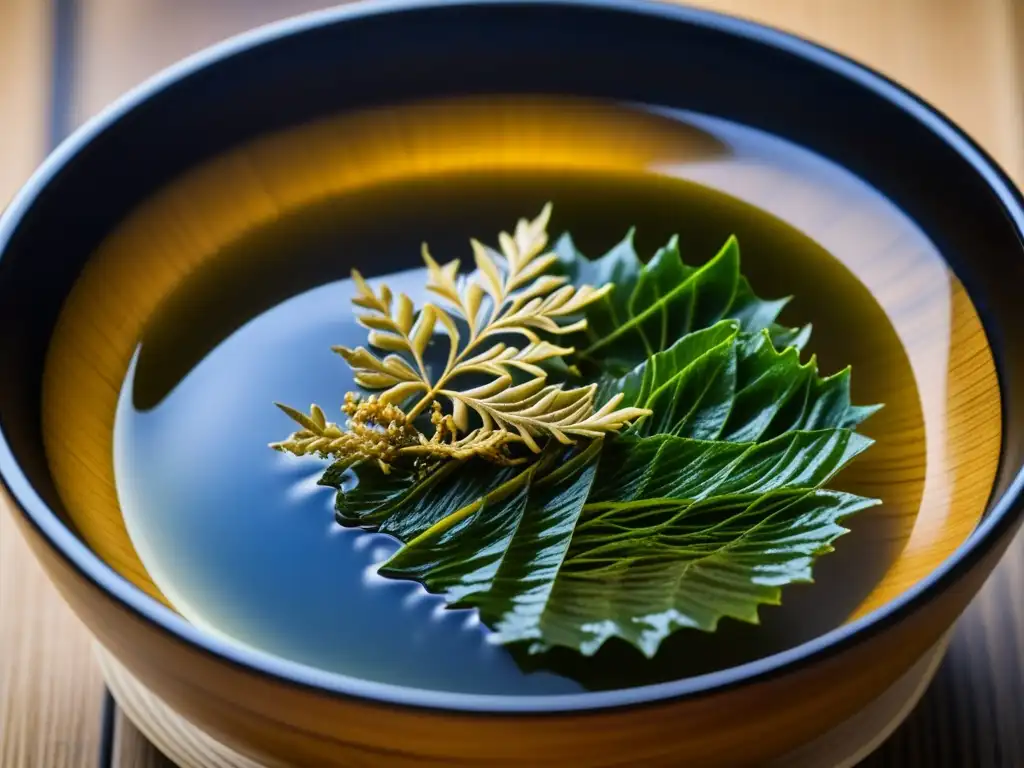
[272,205,882,658]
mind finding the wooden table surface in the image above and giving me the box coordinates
[1,1,1022,766]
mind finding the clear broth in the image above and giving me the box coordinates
[112,109,932,695]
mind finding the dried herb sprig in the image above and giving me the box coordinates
[271,205,650,471]
[271,396,519,473]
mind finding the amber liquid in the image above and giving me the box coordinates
[112,108,933,695]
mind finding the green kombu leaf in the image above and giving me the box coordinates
[330,458,517,540]
[324,231,882,657]
[543,488,876,656]
[554,232,809,374]
[595,322,878,444]
[381,442,603,628]
[351,429,875,657]
[586,429,872,503]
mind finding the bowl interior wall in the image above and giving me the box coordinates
[0,1,1019,692]
[40,96,1001,635]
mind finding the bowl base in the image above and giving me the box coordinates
[95,632,951,768]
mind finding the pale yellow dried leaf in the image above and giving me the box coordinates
[411,305,437,357]
[423,244,463,305]
[429,303,461,373]
[380,381,427,404]
[548,283,614,316]
[382,354,419,380]
[358,314,397,332]
[517,341,575,362]
[334,345,388,372]
[509,274,568,306]
[355,371,400,388]
[459,375,514,400]
[368,331,409,353]
[453,399,470,432]
[498,231,518,268]
[395,294,415,334]
[471,239,505,301]
[458,343,508,368]
[276,402,325,435]
[465,282,486,330]
[310,404,327,430]
[509,252,559,289]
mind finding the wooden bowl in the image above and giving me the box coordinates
[1,2,1022,765]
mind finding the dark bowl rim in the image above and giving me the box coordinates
[1,0,1023,716]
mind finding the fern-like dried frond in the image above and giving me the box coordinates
[331,344,427,405]
[406,429,524,466]
[421,204,613,349]
[337,205,621,416]
[269,395,420,473]
[271,395,525,470]
[442,376,650,453]
[455,340,575,379]
[275,205,650,466]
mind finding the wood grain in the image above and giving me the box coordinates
[94,633,955,768]
[1,0,1021,766]
[0,2,106,768]
[111,709,174,768]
